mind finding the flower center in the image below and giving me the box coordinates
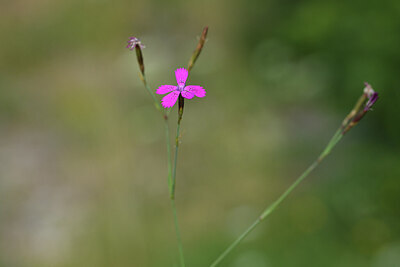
[178,83,185,92]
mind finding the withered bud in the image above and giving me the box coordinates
[341,82,379,134]
[135,46,145,75]
[126,37,145,75]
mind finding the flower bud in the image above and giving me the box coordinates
[341,82,379,134]
[187,26,208,72]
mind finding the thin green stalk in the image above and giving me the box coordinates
[164,118,173,193]
[171,198,185,267]
[170,99,184,265]
[169,117,185,266]
[171,120,182,199]
[210,128,344,267]
[142,74,163,114]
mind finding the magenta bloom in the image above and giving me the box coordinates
[156,68,206,108]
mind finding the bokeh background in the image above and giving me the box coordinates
[1,0,399,266]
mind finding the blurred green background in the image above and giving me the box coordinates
[0,0,399,266]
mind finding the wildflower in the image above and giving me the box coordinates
[156,68,206,108]
[126,37,145,50]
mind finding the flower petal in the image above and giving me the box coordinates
[175,68,188,85]
[161,91,180,108]
[156,85,177,95]
[184,85,206,98]
[181,90,194,99]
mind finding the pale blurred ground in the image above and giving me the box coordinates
[0,0,399,266]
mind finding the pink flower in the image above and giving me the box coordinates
[156,68,206,108]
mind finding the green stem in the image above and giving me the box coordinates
[209,128,344,267]
[166,115,185,266]
[171,198,185,267]
[171,119,182,199]
[142,74,163,114]
[164,101,186,267]
[164,118,173,193]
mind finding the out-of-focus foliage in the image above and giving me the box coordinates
[0,0,399,266]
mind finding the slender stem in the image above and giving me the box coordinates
[166,112,185,267]
[164,118,173,193]
[171,198,185,267]
[170,101,184,265]
[209,129,344,267]
[142,74,163,114]
[171,120,182,199]
[159,95,185,267]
